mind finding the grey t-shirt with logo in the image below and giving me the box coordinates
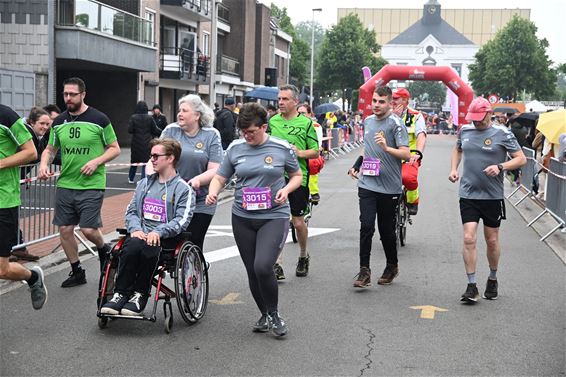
[161,124,223,215]
[358,113,409,194]
[457,124,521,199]
[217,136,300,220]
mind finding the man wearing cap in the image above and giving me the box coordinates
[152,105,168,131]
[213,97,237,150]
[391,88,427,215]
[449,97,526,304]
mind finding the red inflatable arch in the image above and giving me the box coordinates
[358,65,474,126]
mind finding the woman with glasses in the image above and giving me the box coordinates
[206,103,302,337]
[101,138,195,316]
[148,94,222,252]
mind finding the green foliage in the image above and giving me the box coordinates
[406,81,446,105]
[316,14,386,97]
[270,4,294,36]
[294,21,325,77]
[468,15,557,100]
[351,89,359,111]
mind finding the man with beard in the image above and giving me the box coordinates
[38,77,121,288]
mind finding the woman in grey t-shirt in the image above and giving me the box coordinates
[206,103,301,337]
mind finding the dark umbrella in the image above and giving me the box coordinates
[244,86,278,101]
[492,106,518,114]
[314,103,340,116]
[514,112,539,127]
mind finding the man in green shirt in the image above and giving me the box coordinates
[0,104,47,309]
[39,77,121,288]
[268,85,319,278]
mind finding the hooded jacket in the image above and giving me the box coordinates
[128,101,162,163]
[125,172,195,238]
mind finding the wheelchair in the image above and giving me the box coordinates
[96,228,209,333]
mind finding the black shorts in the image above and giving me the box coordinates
[460,198,506,228]
[53,188,104,228]
[0,207,19,257]
[288,185,310,217]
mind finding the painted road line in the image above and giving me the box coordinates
[410,305,448,319]
[209,292,244,305]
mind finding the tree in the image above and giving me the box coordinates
[407,81,446,105]
[294,21,325,77]
[271,4,310,87]
[316,14,387,110]
[468,15,557,100]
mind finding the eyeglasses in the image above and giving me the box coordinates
[241,126,264,136]
[150,153,169,160]
[62,92,83,98]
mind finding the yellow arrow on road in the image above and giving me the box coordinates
[410,305,448,319]
[210,292,243,305]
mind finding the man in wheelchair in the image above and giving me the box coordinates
[101,138,195,316]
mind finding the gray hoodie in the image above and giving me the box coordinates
[125,173,195,238]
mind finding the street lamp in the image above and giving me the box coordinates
[309,8,322,110]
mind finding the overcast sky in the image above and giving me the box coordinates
[259,0,565,65]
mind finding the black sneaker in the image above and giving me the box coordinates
[461,283,479,303]
[268,311,288,336]
[274,263,285,281]
[252,313,269,333]
[310,193,320,203]
[295,255,310,277]
[121,292,148,316]
[407,203,418,216]
[100,292,128,315]
[483,279,498,300]
[353,267,371,288]
[29,266,48,310]
[61,268,86,288]
[377,264,399,285]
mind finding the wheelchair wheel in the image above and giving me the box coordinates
[98,317,108,329]
[164,314,173,334]
[175,242,209,324]
[396,197,408,248]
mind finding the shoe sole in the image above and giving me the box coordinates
[482,294,498,300]
[31,267,48,310]
[61,279,87,288]
[377,272,399,285]
[295,271,308,277]
[272,329,288,337]
[100,307,121,315]
[252,327,269,333]
[120,309,144,316]
[460,296,479,303]
[353,282,371,288]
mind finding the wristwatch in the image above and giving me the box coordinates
[497,164,504,172]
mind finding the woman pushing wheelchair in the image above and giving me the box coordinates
[101,138,195,316]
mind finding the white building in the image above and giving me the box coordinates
[381,0,479,83]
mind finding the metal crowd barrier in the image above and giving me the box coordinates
[526,157,566,241]
[507,147,536,205]
[14,163,96,255]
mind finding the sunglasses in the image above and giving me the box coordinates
[150,153,170,160]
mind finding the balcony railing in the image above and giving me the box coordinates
[217,3,230,24]
[160,47,209,81]
[216,55,239,76]
[57,0,154,46]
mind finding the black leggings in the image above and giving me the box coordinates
[358,187,399,267]
[186,212,213,251]
[231,214,288,314]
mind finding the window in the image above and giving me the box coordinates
[144,10,155,45]
[202,32,210,56]
[451,64,462,77]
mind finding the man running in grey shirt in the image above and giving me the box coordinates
[449,97,526,303]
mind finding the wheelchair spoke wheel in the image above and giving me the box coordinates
[399,200,407,247]
[175,242,209,324]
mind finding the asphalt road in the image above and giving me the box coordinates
[1,135,564,376]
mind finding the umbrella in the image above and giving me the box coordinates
[536,109,566,144]
[513,112,539,127]
[314,103,340,116]
[244,86,278,101]
[492,106,518,114]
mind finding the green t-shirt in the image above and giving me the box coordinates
[0,104,33,208]
[268,113,319,186]
[49,107,117,190]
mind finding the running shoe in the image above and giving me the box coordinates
[252,313,270,333]
[483,279,498,300]
[461,283,479,303]
[268,311,288,336]
[353,267,371,288]
[407,203,418,216]
[377,264,399,285]
[121,292,148,316]
[274,263,285,281]
[295,255,310,277]
[29,266,48,310]
[61,268,86,288]
[101,292,128,315]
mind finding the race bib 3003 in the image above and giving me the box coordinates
[362,157,380,176]
[242,187,272,211]
[143,198,167,222]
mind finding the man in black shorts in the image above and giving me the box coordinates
[0,104,47,309]
[449,97,526,303]
[38,77,121,288]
